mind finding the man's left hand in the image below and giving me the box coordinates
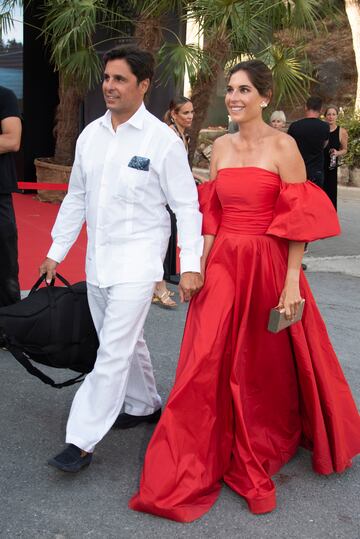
[178,272,203,303]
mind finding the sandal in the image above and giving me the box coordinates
[152,290,177,308]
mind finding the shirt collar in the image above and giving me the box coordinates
[100,103,146,132]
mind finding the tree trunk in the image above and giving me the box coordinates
[53,75,82,165]
[345,0,360,111]
[188,37,228,164]
[134,14,162,56]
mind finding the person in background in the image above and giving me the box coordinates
[270,110,286,131]
[153,96,206,308]
[287,96,329,187]
[288,96,330,269]
[0,85,22,307]
[323,105,348,210]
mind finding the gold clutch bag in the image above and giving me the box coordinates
[267,299,305,333]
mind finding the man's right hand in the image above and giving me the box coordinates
[39,257,58,283]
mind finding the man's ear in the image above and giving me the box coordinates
[140,78,150,96]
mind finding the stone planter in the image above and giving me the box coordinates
[198,127,227,144]
[194,127,227,168]
[34,158,72,203]
[349,167,360,187]
[338,165,350,185]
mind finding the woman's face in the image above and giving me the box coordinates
[225,70,267,124]
[325,108,338,126]
[271,118,285,130]
[172,101,194,129]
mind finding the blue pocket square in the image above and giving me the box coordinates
[128,156,150,171]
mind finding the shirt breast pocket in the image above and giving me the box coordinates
[116,163,150,203]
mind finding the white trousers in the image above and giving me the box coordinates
[66,281,162,452]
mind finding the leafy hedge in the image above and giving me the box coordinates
[339,112,360,168]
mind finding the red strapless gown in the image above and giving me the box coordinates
[130,168,360,522]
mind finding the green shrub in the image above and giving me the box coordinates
[339,112,360,168]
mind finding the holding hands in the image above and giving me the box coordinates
[178,272,203,303]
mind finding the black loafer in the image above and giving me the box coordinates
[48,444,92,472]
[112,408,161,430]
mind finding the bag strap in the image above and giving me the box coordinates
[30,272,72,295]
[4,340,86,389]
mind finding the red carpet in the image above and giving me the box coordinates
[14,193,86,290]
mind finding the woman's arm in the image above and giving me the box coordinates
[274,134,306,319]
[200,235,215,277]
[199,138,223,272]
[333,127,348,158]
[277,241,304,320]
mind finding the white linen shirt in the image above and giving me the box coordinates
[47,103,203,287]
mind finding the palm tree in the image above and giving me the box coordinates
[39,0,132,165]
[133,0,338,162]
[182,0,338,160]
[345,0,360,111]
[1,0,132,166]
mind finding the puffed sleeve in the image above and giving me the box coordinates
[197,181,222,235]
[266,180,341,242]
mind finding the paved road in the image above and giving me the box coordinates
[0,189,359,539]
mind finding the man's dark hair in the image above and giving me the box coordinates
[103,46,155,84]
[306,96,322,112]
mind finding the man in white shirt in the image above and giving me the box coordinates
[40,46,204,472]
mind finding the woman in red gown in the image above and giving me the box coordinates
[129,60,360,522]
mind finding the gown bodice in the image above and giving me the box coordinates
[216,167,280,235]
[198,167,341,242]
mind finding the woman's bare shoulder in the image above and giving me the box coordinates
[213,133,232,147]
[273,132,306,183]
[270,130,299,153]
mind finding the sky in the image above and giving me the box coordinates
[2,5,23,43]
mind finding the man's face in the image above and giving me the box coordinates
[102,58,149,119]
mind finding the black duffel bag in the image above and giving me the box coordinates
[0,273,99,388]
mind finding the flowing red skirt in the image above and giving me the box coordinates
[130,229,360,521]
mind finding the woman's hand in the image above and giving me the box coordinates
[277,274,302,321]
[193,173,209,184]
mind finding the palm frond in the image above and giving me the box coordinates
[128,0,184,18]
[0,0,22,39]
[40,0,130,89]
[58,48,103,92]
[259,44,314,106]
[278,0,342,33]
[157,42,211,87]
